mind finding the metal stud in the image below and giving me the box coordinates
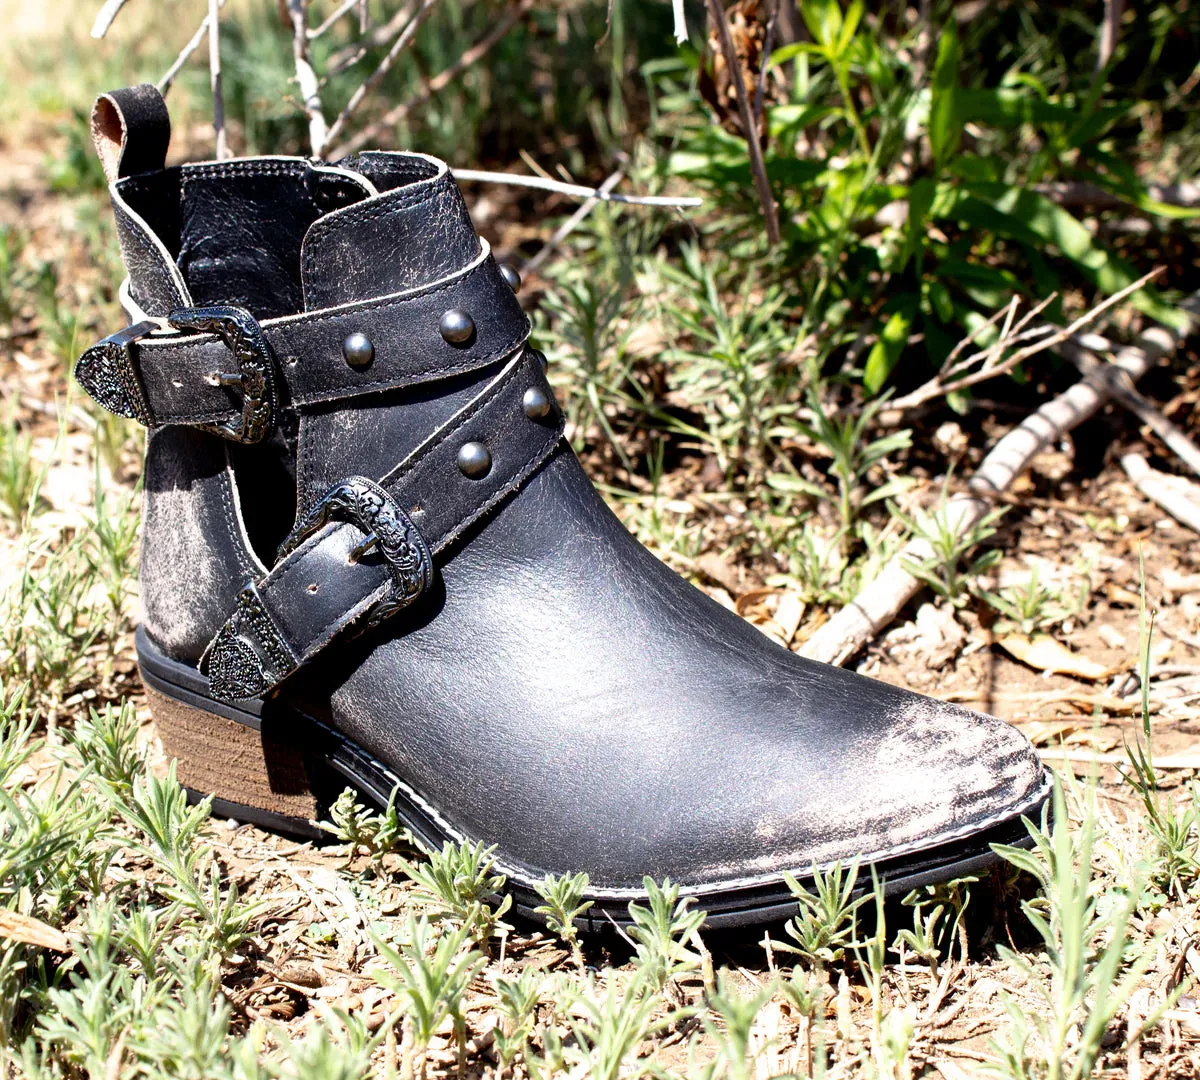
[522,386,551,419]
[439,309,475,344]
[456,441,491,479]
[499,263,521,292]
[342,331,374,369]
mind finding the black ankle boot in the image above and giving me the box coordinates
[76,84,1050,928]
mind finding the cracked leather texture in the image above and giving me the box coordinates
[93,106,1050,894]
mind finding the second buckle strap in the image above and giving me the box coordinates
[201,345,563,703]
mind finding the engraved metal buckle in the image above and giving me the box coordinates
[168,305,277,444]
[279,476,433,628]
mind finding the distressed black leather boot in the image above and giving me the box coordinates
[76,85,1051,927]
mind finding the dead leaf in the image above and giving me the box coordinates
[997,633,1116,681]
[0,910,70,952]
[696,551,742,594]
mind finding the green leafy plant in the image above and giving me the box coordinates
[375,914,485,1080]
[894,493,1007,607]
[491,969,543,1073]
[318,785,410,864]
[777,860,866,971]
[625,877,706,991]
[533,871,593,962]
[772,389,912,537]
[399,838,512,944]
[988,783,1157,1080]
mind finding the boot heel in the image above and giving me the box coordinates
[146,685,321,830]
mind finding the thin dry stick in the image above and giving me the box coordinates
[91,0,132,38]
[208,0,228,159]
[158,3,224,95]
[451,169,702,208]
[321,0,441,152]
[523,169,625,274]
[1060,336,1200,479]
[331,0,535,157]
[888,270,1162,414]
[287,0,329,156]
[327,0,418,75]
[308,0,365,40]
[705,0,781,247]
[1122,455,1200,534]
[800,292,1200,667]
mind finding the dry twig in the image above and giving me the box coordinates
[801,292,1200,666]
[321,0,440,152]
[91,0,132,38]
[331,0,535,157]
[451,169,702,208]
[158,3,224,95]
[1122,454,1200,534]
[887,270,1162,414]
[286,0,329,156]
[523,169,625,274]
[704,0,780,247]
[208,0,228,159]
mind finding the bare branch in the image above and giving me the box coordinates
[886,270,1162,414]
[158,3,224,95]
[308,0,364,40]
[330,0,535,157]
[326,0,419,77]
[800,290,1200,667]
[91,0,132,38]
[524,169,625,275]
[322,0,440,152]
[208,0,229,159]
[286,0,328,156]
[705,0,781,247]
[1123,454,1200,533]
[451,169,702,208]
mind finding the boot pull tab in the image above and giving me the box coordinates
[91,84,171,184]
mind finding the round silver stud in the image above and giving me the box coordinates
[523,386,551,419]
[342,331,374,369]
[499,263,521,292]
[456,441,491,479]
[439,309,475,345]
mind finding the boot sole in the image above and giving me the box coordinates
[137,626,1053,930]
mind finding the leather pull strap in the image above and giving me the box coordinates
[91,85,171,184]
[203,347,564,702]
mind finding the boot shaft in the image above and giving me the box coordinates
[87,87,532,661]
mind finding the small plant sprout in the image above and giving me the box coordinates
[399,838,513,944]
[318,785,411,864]
[1123,584,1200,901]
[626,877,706,991]
[561,971,679,1080]
[893,876,977,997]
[777,860,867,972]
[491,968,543,1075]
[374,914,486,1080]
[533,871,593,961]
[980,564,1092,638]
[700,971,774,1080]
[893,490,1007,607]
[774,388,913,539]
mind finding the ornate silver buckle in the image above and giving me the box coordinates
[279,476,433,627]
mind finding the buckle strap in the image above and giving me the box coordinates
[74,251,529,438]
[202,347,563,702]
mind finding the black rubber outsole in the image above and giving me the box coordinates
[137,626,1053,931]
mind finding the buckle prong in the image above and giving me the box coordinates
[168,305,276,444]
